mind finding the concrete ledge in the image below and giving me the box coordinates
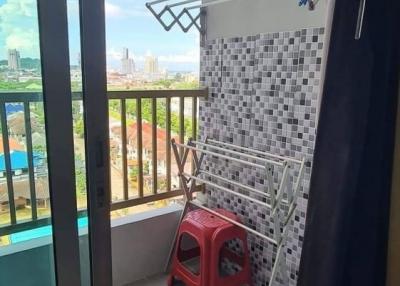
[0,205,183,286]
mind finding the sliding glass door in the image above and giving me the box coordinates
[0,0,111,285]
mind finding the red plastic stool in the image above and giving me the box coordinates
[168,209,252,286]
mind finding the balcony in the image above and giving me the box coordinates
[0,89,206,286]
[1,0,398,285]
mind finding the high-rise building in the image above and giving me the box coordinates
[144,55,158,74]
[77,53,81,68]
[8,49,21,71]
[122,47,128,60]
[121,47,135,75]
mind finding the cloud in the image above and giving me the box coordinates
[107,47,122,60]
[105,0,151,18]
[0,0,40,56]
[105,2,124,17]
[107,47,199,69]
[158,49,199,63]
[5,28,37,50]
[107,47,144,61]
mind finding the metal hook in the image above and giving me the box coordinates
[355,0,367,40]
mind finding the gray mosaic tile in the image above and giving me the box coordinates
[199,27,325,286]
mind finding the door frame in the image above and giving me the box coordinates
[37,0,82,285]
[37,0,112,285]
[79,0,113,285]
[387,76,400,286]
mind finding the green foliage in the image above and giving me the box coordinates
[74,153,87,197]
[20,58,41,70]
[74,119,85,138]
[153,79,174,89]
[144,161,150,175]
[33,144,46,154]
[75,168,87,196]
[130,166,139,181]
[70,81,82,92]
[173,81,199,90]
[157,178,167,190]
[0,80,42,91]
[0,58,40,70]
[111,99,193,138]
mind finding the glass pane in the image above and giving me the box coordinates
[0,0,56,285]
[106,0,199,219]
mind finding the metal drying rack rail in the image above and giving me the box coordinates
[145,0,320,37]
[166,137,306,285]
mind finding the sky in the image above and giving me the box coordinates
[0,0,200,72]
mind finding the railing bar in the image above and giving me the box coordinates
[175,142,269,169]
[0,89,207,102]
[192,97,197,140]
[107,89,207,100]
[24,102,38,220]
[0,92,43,103]
[189,201,277,245]
[166,97,172,192]
[121,99,129,201]
[0,209,88,237]
[191,97,197,174]
[179,97,184,190]
[0,103,17,224]
[207,139,303,164]
[193,140,284,166]
[184,172,272,209]
[136,98,144,198]
[179,97,185,153]
[152,98,158,195]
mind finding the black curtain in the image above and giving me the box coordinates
[298,1,400,286]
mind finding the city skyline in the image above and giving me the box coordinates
[0,0,200,72]
[0,47,198,74]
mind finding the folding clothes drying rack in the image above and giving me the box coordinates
[167,138,306,285]
[146,0,320,35]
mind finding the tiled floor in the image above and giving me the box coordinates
[127,274,186,286]
[127,274,170,286]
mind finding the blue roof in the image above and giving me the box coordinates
[5,103,24,116]
[0,151,44,171]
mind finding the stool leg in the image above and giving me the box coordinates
[165,202,190,272]
[167,275,173,286]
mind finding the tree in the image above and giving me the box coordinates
[74,119,85,138]
[130,166,139,181]
[75,168,86,197]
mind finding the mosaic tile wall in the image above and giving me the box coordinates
[199,27,325,286]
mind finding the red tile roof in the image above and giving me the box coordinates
[126,122,179,159]
[0,138,24,153]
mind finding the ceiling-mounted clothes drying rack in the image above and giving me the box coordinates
[166,138,306,285]
[146,0,320,37]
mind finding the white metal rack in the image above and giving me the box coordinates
[146,0,320,37]
[168,137,306,285]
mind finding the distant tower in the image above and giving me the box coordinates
[122,47,129,60]
[77,53,81,68]
[121,47,135,75]
[144,55,158,74]
[8,49,21,71]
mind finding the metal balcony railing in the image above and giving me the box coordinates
[0,88,207,237]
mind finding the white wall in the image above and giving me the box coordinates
[0,206,182,286]
[204,0,329,40]
[111,206,181,286]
